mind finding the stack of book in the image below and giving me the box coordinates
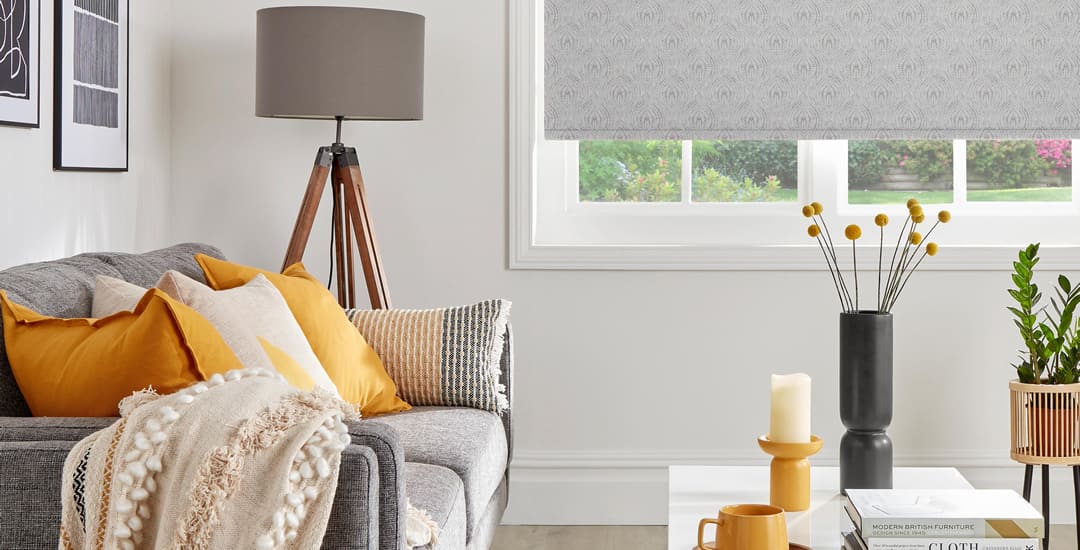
[842,489,1044,550]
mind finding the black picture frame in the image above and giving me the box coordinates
[0,0,41,128]
[53,0,129,171]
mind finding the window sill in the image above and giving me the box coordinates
[509,242,1080,271]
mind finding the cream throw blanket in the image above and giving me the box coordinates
[59,368,357,550]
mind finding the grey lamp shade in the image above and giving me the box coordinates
[256,7,424,120]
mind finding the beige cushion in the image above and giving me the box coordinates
[158,271,338,395]
[91,275,145,318]
[93,272,339,395]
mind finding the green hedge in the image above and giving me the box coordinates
[692,141,798,190]
[967,141,1047,189]
[578,141,682,201]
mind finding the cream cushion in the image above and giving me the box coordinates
[91,275,145,318]
[93,272,339,395]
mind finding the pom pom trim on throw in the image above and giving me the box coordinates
[257,411,352,548]
[110,368,280,547]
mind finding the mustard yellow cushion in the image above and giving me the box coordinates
[258,337,315,391]
[195,254,410,416]
[0,289,243,417]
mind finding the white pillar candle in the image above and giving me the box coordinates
[769,373,811,443]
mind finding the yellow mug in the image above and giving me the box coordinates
[697,503,788,550]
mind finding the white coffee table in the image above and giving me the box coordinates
[668,466,974,550]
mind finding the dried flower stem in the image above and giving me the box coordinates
[877,227,884,311]
[887,218,923,309]
[852,239,859,311]
[814,234,848,310]
[887,249,930,311]
[815,214,853,310]
[882,215,910,312]
[894,220,938,290]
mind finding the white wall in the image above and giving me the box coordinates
[168,0,1074,524]
[0,1,174,269]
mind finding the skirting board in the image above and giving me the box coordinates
[502,450,1080,525]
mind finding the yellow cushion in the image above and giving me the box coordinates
[0,289,243,417]
[258,337,315,391]
[195,255,410,416]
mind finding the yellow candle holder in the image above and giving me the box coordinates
[757,435,824,512]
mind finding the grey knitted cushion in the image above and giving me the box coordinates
[0,243,226,416]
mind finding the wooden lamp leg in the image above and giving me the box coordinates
[283,148,333,270]
[335,148,391,310]
[282,145,391,310]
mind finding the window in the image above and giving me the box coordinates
[510,0,1080,270]
[577,141,798,204]
[847,140,1073,205]
[967,140,1072,203]
[848,141,954,205]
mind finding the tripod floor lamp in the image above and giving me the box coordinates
[255,7,425,309]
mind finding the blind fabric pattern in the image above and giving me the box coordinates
[544,1,1080,140]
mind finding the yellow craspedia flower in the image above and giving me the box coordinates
[801,205,815,218]
[938,210,952,223]
[874,213,889,227]
[926,242,939,256]
[910,231,923,245]
[913,213,926,223]
[811,202,824,215]
[909,205,924,218]
[845,224,862,240]
[808,224,821,238]
[906,198,920,208]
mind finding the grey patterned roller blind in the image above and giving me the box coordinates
[545,1,1080,140]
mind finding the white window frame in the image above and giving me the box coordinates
[509,0,1080,270]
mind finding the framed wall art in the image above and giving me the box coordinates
[0,0,40,127]
[54,0,128,171]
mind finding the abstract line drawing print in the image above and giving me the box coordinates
[0,0,31,100]
[72,0,118,127]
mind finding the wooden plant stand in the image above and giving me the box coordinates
[1010,380,1080,549]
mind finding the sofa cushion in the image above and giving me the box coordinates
[346,299,511,413]
[406,462,466,550]
[0,243,225,417]
[195,255,409,416]
[373,406,507,540]
[84,243,221,289]
[1,289,244,416]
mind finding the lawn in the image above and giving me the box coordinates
[967,187,1072,202]
[775,188,798,201]
[847,190,953,205]
[847,187,1071,205]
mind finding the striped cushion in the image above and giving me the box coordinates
[345,300,510,413]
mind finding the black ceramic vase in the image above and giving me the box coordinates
[839,311,893,491]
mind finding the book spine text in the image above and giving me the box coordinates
[863,519,1042,539]
[865,539,1039,550]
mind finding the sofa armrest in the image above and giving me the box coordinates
[0,435,387,550]
[0,440,72,549]
[0,416,116,442]
[499,322,514,463]
[346,419,405,550]
[324,443,381,550]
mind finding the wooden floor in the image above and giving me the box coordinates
[492,525,1079,549]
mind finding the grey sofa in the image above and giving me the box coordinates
[0,243,512,550]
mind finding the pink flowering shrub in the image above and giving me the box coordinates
[1036,140,1071,174]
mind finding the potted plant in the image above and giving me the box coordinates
[1008,243,1080,461]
